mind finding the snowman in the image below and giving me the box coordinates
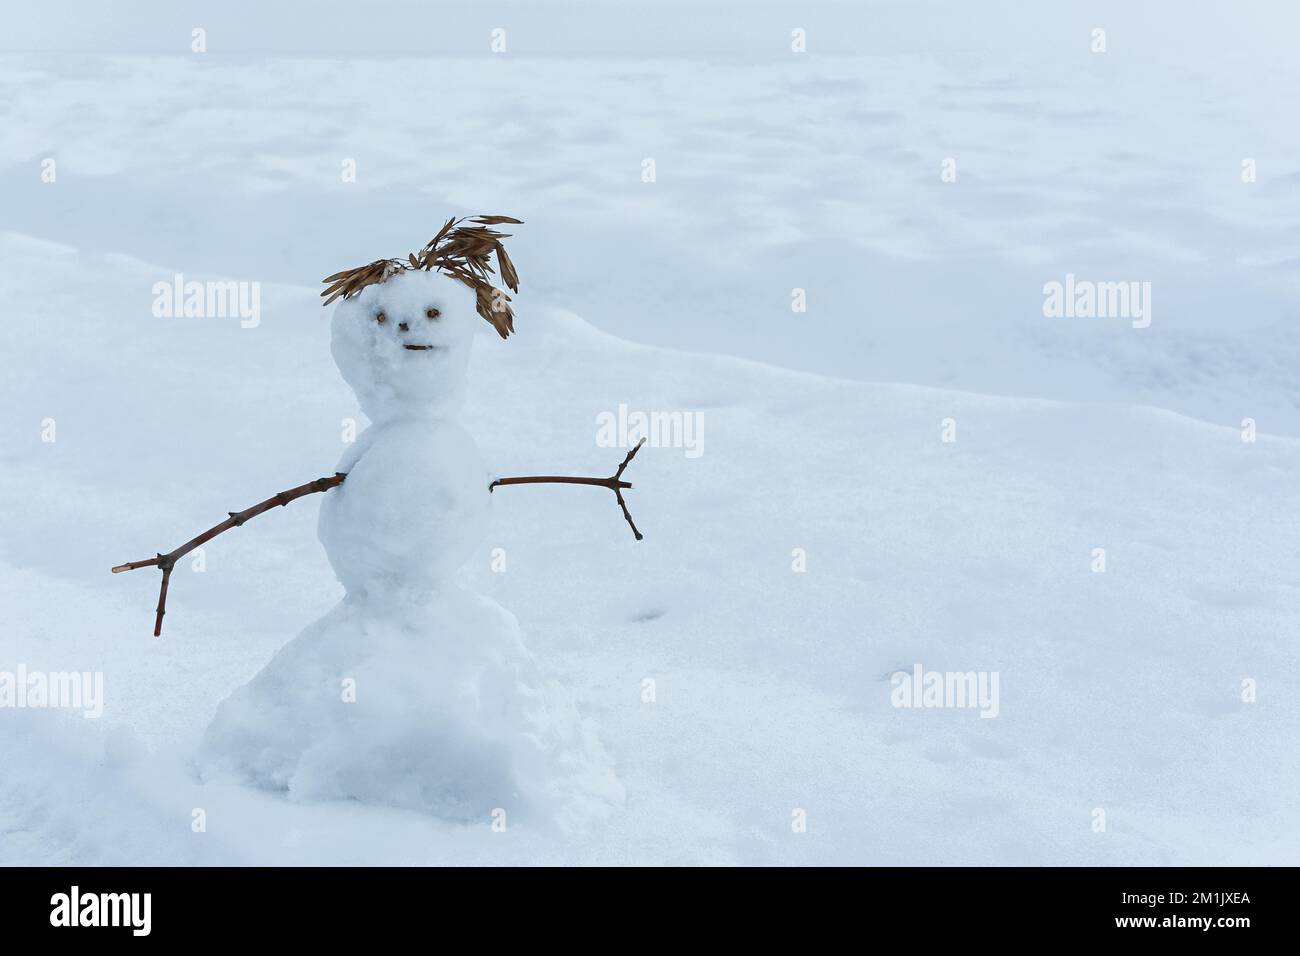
[112,217,640,826]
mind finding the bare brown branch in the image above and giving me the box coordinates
[112,473,347,636]
[489,438,646,540]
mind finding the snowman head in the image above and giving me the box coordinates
[320,215,522,422]
[330,269,480,422]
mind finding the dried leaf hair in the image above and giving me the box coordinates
[320,215,523,339]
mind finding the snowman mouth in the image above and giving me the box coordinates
[403,344,439,351]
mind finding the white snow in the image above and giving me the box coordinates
[1,28,1298,864]
[199,583,624,829]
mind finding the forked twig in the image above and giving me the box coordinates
[112,473,347,637]
[490,438,647,540]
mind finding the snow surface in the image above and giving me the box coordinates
[1,229,1297,864]
[3,44,1300,431]
[1,34,1299,864]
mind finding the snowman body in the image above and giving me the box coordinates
[200,270,622,826]
[319,418,489,595]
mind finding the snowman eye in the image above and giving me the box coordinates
[426,308,441,320]
[374,311,387,324]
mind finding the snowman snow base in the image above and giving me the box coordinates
[199,584,622,826]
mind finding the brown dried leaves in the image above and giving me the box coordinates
[320,215,523,338]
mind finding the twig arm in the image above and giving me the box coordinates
[112,472,346,636]
[489,438,646,540]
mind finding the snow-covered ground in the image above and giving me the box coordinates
[2,230,1297,864]
[2,16,1298,864]
[4,43,1300,430]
